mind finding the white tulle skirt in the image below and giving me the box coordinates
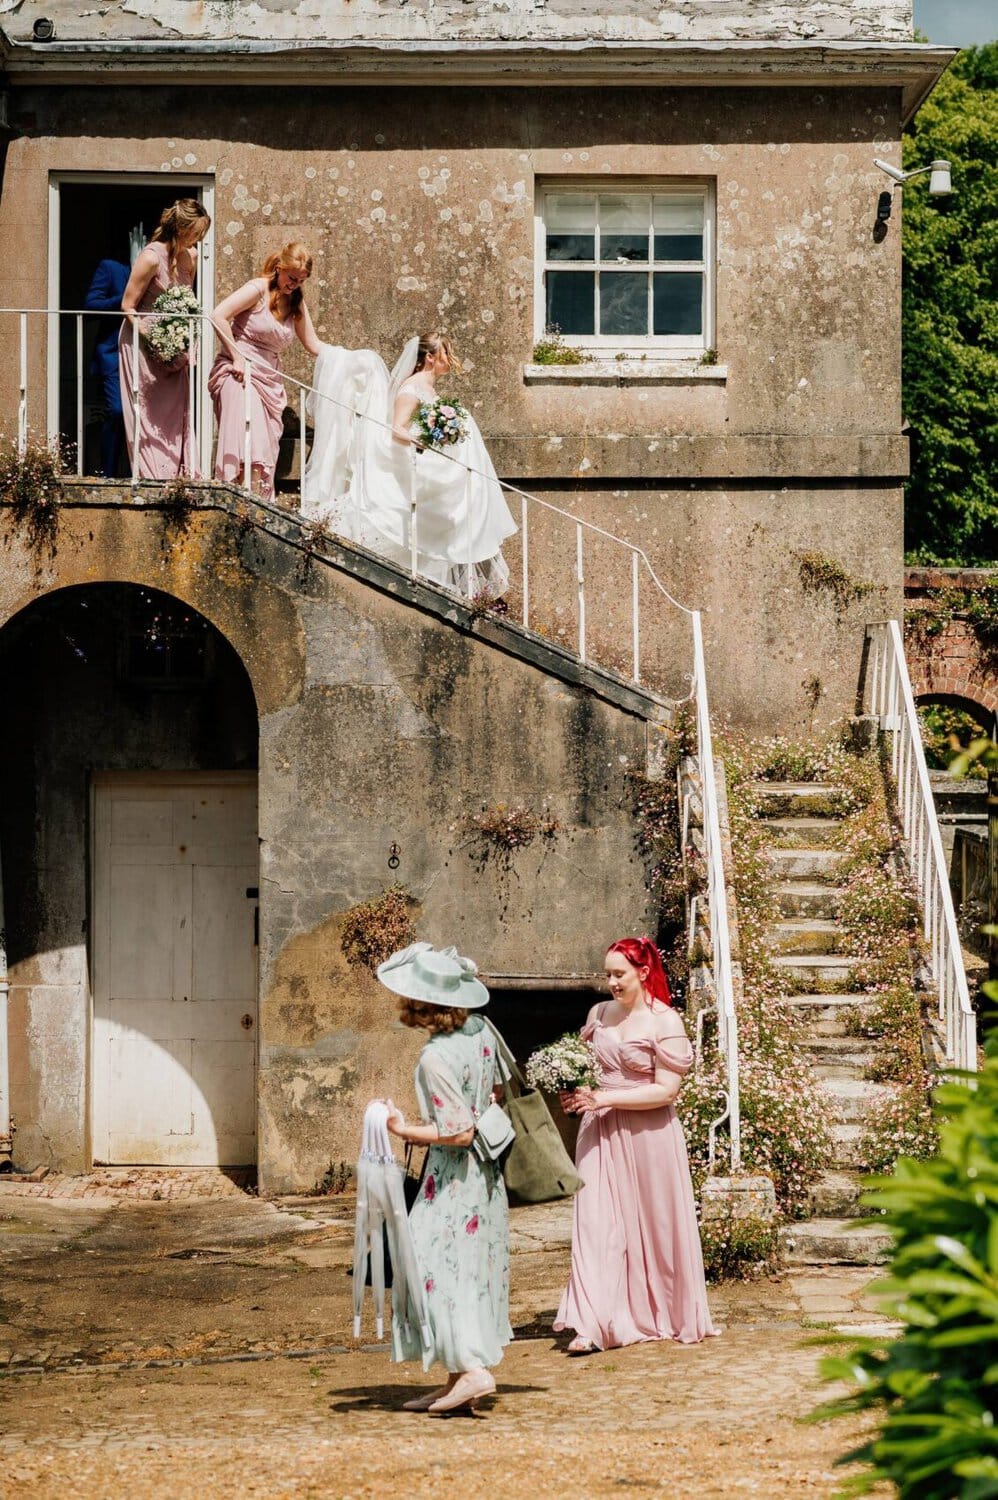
[303,344,517,595]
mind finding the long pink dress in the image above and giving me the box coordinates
[554,1009,718,1348]
[208,295,295,500]
[118,240,199,480]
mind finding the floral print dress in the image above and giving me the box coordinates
[392,1015,512,1374]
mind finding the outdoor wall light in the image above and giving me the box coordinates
[871,158,953,240]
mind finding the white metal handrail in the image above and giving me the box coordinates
[2,304,742,1151]
[692,612,742,1173]
[865,620,978,1074]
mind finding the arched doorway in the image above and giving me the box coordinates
[0,584,259,1170]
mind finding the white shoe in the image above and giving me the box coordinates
[402,1385,452,1412]
[427,1370,496,1413]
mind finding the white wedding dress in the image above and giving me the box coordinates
[302,339,517,595]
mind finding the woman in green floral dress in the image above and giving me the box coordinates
[380,943,511,1414]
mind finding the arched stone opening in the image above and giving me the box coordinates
[0,583,260,1173]
[916,691,993,736]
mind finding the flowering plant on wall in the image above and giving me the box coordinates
[145,287,201,364]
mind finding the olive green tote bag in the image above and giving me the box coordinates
[484,1019,583,1203]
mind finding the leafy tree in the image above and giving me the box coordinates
[903,44,998,564]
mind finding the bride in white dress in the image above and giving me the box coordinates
[303,332,517,595]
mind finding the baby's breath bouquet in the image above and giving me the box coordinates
[525,1032,599,1093]
[414,397,470,450]
[145,286,200,364]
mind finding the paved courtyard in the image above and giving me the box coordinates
[0,1172,892,1499]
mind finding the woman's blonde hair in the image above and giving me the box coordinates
[151,198,211,279]
[415,331,462,377]
[397,999,469,1034]
[261,241,313,319]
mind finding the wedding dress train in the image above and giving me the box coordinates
[302,341,517,595]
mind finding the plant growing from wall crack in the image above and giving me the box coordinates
[0,436,64,557]
[340,885,417,972]
[466,803,560,853]
[797,551,874,618]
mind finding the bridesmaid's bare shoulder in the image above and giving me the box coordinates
[653,1007,687,1041]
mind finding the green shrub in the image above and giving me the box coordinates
[813,1042,998,1497]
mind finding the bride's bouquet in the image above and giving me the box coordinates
[525,1032,599,1093]
[145,286,201,364]
[414,397,470,450]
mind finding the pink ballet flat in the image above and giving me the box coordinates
[567,1336,601,1355]
[427,1370,496,1413]
[402,1385,452,1411]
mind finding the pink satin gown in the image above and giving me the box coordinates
[554,1008,719,1348]
[118,240,199,480]
[208,295,295,500]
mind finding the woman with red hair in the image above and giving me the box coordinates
[554,936,718,1352]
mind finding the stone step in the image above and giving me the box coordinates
[775,881,846,919]
[808,1170,867,1218]
[780,1218,892,1266]
[750,783,850,818]
[829,1123,866,1168]
[767,848,846,883]
[812,1060,874,1082]
[766,919,845,957]
[803,1035,880,1070]
[763,817,844,849]
[822,1076,894,1123]
[770,954,856,992]
[804,1044,876,1080]
[784,994,869,1035]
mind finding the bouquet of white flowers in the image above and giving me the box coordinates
[525,1032,599,1093]
[414,396,470,450]
[145,286,200,364]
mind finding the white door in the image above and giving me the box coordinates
[92,775,258,1166]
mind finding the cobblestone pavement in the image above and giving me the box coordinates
[0,1179,893,1499]
[0,1167,254,1202]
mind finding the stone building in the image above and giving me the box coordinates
[0,0,952,1186]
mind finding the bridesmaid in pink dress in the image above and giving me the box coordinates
[119,198,210,480]
[555,937,719,1352]
[208,242,321,500]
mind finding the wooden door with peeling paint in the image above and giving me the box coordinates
[91,774,258,1165]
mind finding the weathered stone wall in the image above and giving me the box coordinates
[0,0,915,44]
[0,81,907,726]
[0,494,658,1188]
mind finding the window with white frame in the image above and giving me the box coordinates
[536,183,714,354]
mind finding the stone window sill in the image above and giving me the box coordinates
[522,361,727,387]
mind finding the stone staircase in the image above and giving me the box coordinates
[753,782,895,1266]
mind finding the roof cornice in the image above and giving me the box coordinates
[0,37,955,122]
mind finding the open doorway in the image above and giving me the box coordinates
[48,175,215,476]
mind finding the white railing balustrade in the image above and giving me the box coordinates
[691,612,742,1173]
[1,303,741,1156]
[865,620,978,1074]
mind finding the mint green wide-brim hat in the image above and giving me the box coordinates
[376,942,490,1010]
